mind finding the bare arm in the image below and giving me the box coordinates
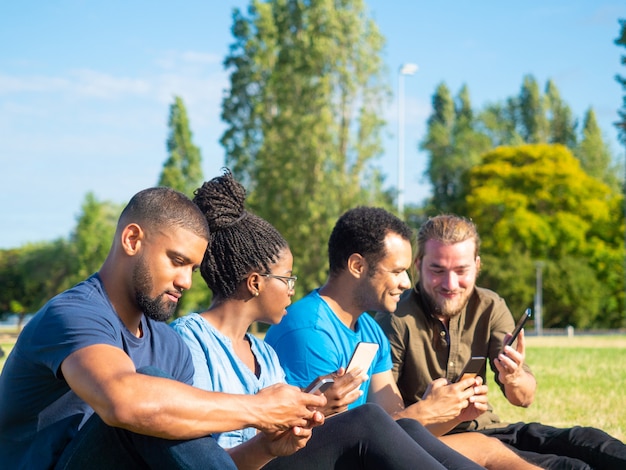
[62,344,325,439]
[494,329,536,407]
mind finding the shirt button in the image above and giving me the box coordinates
[449,362,454,367]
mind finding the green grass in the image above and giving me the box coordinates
[1,331,624,442]
[488,335,626,442]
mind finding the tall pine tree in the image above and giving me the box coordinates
[221,0,390,294]
[158,96,203,198]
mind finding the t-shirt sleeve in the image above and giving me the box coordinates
[270,326,341,389]
[33,297,121,378]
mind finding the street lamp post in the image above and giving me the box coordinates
[534,261,545,336]
[397,63,418,218]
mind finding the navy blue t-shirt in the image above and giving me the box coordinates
[0,274,194,469]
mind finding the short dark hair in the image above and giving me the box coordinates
[327,206,413,275]
[193,169,288,299]
[118,187,209,241]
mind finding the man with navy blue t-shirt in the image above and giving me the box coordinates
[0,187,324,469]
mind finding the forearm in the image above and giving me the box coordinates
[391,401,459,436]
[227,434,276,470]
[504,371,536,407]
[99,374,267,439]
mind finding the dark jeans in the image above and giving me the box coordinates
[54,367,236,470]
[479,422,626,470]
[264,404,482,470]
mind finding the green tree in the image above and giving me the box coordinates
[518,75,549,144]
[545,79,577,148]
[221,0,391,295]
[0,240,75,329]
[465,144,624,328]
[616,18,626,146]
[478,97,524,147]
[158,96,204,198]
[576,108,619,191]
[68,193,121,285]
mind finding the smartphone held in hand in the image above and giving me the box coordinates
[503,308,532,350]
[453,356,486,383]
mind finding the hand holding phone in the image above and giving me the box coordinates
[304,377,334,394]
[503,308,532,351]
[453,356,486,383]
[346,342,379,374]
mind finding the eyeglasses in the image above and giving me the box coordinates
[262,274,297,291]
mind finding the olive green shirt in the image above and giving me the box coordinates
[375,285,533,432]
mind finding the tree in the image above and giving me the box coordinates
[464,144,624,328]
[68,193,121,285]
[158,96,204,198]
[616,19,626,146]
[421,83,490,214]
[545,79,577,148]
[221,0,391,295]
[518,75,549,144]
[576,108,619,191]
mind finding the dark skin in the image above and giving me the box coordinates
[60,222,324,469]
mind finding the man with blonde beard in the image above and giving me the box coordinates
[376,214,626,470]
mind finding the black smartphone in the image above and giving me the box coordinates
[503,308,532,349]
[453,356,486,383]
[304,377,334,394]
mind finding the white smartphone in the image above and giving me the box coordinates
[304,377,334,393]
[346,342,379,374]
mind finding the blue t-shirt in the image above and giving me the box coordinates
[265,289,392,408]
[0,274,194,469]
[171,313,286,448]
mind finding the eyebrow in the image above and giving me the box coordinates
[428,262,472,270]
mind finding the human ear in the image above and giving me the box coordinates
[347,253,366,278]
[121,223,143,255]
[246,273,262,297]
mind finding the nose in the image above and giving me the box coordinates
[441,271,459,291]
[399,270,411,291]
[176,267,194,292]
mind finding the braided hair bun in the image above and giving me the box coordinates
[193,169,288,299]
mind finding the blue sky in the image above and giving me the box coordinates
[1,1,624,248]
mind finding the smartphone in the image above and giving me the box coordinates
[346,342,379,374]
[503,308,532,350]
[454,356,486,383]
[304,377,334,394]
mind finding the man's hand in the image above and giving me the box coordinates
[316,367,366,416]
[254,383,326,433]
[260,410,325,457]
[494,329,537,407]
[415,376,487,424]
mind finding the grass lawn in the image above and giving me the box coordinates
[488,335,626,442]
[1,330,624,442]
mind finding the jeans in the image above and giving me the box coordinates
[54,366,236,470]
[264,404,482,470]
[479,422,626,470]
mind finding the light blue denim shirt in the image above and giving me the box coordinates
[171,313,286,449]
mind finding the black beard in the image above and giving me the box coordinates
[133,256,177,322]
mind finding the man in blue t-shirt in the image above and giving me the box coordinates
[0,186,324,469]
[266,207,490,436]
